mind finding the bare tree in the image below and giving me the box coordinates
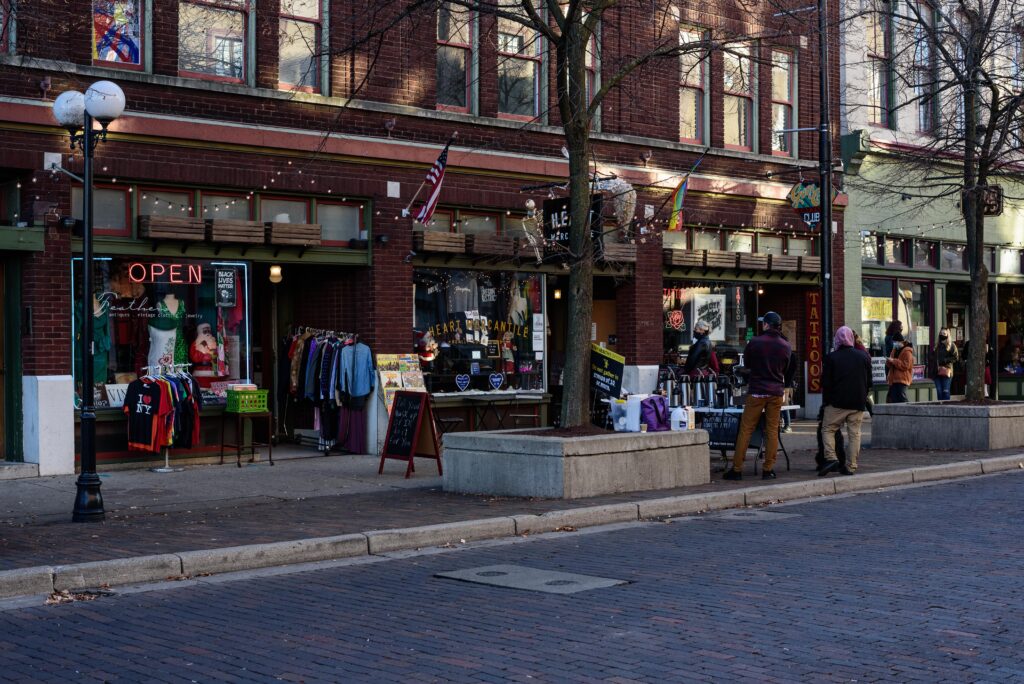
[842,0,1024,400]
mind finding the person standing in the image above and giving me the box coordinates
[884,321,904,359]
[933,328,959,401]
[819,326,872,476]
[724,312,791,481]
[885,333,914,403]
[683,320,714,377]
[781,351,798,433]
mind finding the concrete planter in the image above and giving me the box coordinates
[872,402,1024,451]
[442,429,710,499]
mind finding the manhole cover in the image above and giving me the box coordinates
[436,565,626,594]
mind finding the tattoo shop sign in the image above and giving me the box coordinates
[692,293,725,341]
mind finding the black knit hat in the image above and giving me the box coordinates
[758,311,782,329]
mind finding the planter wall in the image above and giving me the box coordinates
[442,429,710,499]
[872,402,1024,450]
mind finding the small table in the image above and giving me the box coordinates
[693,405,799,474]
[220,410,274,467]
[466,393,545,431]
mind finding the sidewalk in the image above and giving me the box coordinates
[2,420,1022,579]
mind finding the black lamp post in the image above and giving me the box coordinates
[53,81,126,523]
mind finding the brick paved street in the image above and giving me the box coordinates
[3,421,1020,571]
[1,471,1022,682]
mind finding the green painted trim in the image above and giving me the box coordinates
[71,237,371,266]
[0,227,46,252]
[861,266,1024,285]
[5,259,23,461]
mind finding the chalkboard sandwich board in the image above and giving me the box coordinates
[379,391,443,478]
[702,411,741,456]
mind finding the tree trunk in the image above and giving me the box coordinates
[556,18,596,427]
[962,59,989,402]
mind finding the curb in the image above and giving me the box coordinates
[2,455,1022,600]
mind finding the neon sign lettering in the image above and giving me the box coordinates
[127,262,203,285]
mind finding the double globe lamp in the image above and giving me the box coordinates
[52,81,126,522]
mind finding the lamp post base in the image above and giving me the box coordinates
[72,472,105,522]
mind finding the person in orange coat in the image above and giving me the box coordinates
[885,333,914,403]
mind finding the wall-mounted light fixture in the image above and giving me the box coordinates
[553,288,562,300]
[375,234,389,246]
[269,264,283,284]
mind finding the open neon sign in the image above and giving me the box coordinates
[127,262,203,285]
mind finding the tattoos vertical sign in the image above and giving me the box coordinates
[806,290,822,392]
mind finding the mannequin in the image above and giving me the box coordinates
[75,293,112,386]
[147,288,188,370]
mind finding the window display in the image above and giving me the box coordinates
[414,269,544,392]
[72,257,250,407]
[663,284,750,365]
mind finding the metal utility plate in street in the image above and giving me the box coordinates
[435,564,627,594]
[705,509,802,522]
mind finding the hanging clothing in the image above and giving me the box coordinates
[339,341,375,405]
[123,373,202,453]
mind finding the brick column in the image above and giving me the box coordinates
[614,232,663,366]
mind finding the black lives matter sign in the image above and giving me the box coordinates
[215,268,237,307]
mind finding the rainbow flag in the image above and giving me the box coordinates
[667,177,689,232]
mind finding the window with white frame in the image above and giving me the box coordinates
[912,2,936,133]
[437,2,472,110]
[279,0,320,91]
[723,44,754,150]
[497,8,542,118]
[771,50,794,155]
[260,197,309,224]
[679,29,706,143]
[178,0,247,82]
[758,235,784,255]
[867,3,891,127]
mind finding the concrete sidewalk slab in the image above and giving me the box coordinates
[53,554,182,592]
[979,454,1024,473]
[0,567,54,599]
[365,518,516,554]
[834,470,914,493]
[178,534,368,576]
[744,480,837,506]
[912,461,984,482]
[512,503,640,535]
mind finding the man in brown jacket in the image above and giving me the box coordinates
[885,333,914,403]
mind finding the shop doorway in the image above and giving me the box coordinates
[0,261,6,459]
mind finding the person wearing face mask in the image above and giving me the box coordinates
[933,328,959,400]
[683,320,716,377]
[885,332,914,403]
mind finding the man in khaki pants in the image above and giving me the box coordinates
[724,312,795,480]
[819,326,872,476]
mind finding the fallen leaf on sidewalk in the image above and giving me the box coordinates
[554,526,577,532]
[45,590,111,605]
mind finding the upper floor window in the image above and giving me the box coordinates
[437,3,472,111]
[0,1,10,54]
[723,44,754,150]
[771,50,794,155]
[497,9,542,119]
[178,0,248,83]
[912,2,936,133]
[940,242,967,271]
[867,4,892,127]
[679,29,706,144]
[72,185,130,237]
[279,0,320,92]
[93,1,143,68]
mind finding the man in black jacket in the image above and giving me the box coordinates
[819,325,872,476]
[683,320,713,376]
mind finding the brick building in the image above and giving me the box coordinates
[0,0,843,466]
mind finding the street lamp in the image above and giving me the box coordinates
[53,80,126,523]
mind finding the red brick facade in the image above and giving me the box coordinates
[0,0,844,453]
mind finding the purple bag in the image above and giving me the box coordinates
[640,395,671,432]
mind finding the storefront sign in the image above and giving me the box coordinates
[693,293,726,342]
[542,195,603,256]
[590,343,625,398]
[127,261,203,284]
[788,181,837,230]
[806,290,823,393]
[215,268,237,307]
[871,357,887,384]
[862,296,892,322]
[424,317,529,342]
[912,364,926,381]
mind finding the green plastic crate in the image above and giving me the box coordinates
[226,389,269,413]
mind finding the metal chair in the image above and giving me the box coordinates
[428,393,464,435]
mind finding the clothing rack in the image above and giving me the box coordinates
[138,364,195,473]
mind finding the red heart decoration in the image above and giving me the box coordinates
[143,396,152,404]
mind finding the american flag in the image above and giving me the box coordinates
[414,138,453,225]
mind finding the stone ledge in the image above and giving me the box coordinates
[513,504,640,535]
[872,403,1024,450]
[178,534,368,576]
[0,567,54,599]
[53,554,182,592]
[444,429,708,457]
[637,491,747,519]
[744,480,836,506]
[365,518,516,554]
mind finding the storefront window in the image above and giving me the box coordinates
[201,193,250,219]
[693,230,720,250]
[260,197,309,224]
[913,240,937,269]
[788,237,813,257]
[999,248,1022,275]
[758,235,783,255]
[861,278,893,357]
[984,246,996,270]
[940,242,966,271]
[458,213,499,235]
[861,233,880,265]
[72,186,130,236]
[663,284,750,365]
[71,257,251,407]
[897,280,931,368]
[414,269,544,392]
[317,202,362,245]
[884,237,909,266]
[725,232,753,252]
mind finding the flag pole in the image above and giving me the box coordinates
[402,131,458,219]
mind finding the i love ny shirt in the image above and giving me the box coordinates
[124,378,172,452]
